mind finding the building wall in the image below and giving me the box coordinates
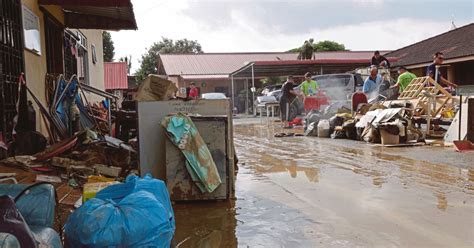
[21,0,64,136]
[77,29,105,102]
[20,1,106,137]
[409,59,473,85]
[184,79,232,96]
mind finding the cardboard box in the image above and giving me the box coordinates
[83,181,119,202]
[380,129,400,145]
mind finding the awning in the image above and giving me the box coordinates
[229,58,398,78]
[180,74,229,80]
[39,0,137,30]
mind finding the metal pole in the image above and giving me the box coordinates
[245,79,249,115]
[252,65,255,116]
[231,75,235,113]
[107,98,112,136]
[459,95,463,140]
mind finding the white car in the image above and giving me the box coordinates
[201,92,228,99]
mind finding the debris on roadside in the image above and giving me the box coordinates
[301,76,468,147]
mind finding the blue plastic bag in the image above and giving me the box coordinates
[64,174,175,248]
[96,174,175,230]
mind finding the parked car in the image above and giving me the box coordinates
[201,92,228,99]
[261,84,283,96]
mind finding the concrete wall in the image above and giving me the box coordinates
[21,0,64,136]
[77,29,105,102]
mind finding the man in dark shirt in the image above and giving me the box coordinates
[280,76,299,128]
[371,51,390,68]
[426,52,458,88]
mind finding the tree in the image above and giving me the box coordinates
[314,40,346,52]
[119,55,132,75]
[289,40,346,53]
[260,76,284,85]
[135,37,203,81]
[103,31,115,62]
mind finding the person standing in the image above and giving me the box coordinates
[280,76,299,128]
[426,52,458,88]
[188,82,199,99]
[300,72,319,97]
[371,51,390,68]
[363,66,382,99]
[392,66,416,93]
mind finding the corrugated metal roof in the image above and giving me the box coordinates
[159,53,298,76]
[104,62,128,89]
[158,51,390,76]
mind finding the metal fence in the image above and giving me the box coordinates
[0,0,24,141]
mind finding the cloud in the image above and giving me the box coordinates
[112,0,473,73]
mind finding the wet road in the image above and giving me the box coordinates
[173,121,474,248]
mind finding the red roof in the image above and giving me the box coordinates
[158,51,390,77]
[104,62,128,90]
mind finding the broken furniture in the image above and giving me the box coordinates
[396,76,456,137]
[115,109,137,142]
[165,116,231,201]
[398,76,454,117]
[256,95,278,119]
[265,102,280,122]
[138,99,235,201]
[0,183,62,248]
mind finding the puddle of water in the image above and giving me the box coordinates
[173,123,474,247]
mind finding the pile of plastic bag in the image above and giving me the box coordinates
[64,174,175,248]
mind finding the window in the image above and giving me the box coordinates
[22,5,41,55]
[75,31,89,85]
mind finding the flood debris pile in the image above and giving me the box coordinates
[304,76,466,147]
[0,74,179,247]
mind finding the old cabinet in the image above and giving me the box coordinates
[165,116,231,201]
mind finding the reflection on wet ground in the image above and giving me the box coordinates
[174,122,474,247]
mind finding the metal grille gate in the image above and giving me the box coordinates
[0,0,24,141]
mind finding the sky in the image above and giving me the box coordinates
[111,0,474,73]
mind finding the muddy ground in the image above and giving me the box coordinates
[173,118,474,248]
